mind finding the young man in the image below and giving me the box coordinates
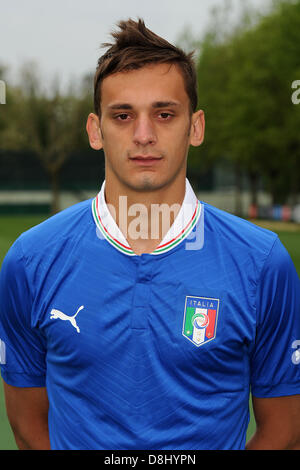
[0,19,300,451]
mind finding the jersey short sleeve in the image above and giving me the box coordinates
[250,236,300,398]
[0,238,46,387]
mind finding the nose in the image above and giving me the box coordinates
[132,115,157,146]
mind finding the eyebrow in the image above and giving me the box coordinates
[108,101,180,110]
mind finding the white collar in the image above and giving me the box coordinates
[91,178,201,256]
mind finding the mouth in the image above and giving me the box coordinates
[129,155,163,166]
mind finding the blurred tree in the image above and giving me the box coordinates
[0,65,28,154]
[194,31,245,213]
[19,64,93,214]
[229,0,300,206]
[187,0,261,213]
[192,0,300,210]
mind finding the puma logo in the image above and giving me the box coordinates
[50,305,84,333]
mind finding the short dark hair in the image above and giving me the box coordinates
[94,18,198,116]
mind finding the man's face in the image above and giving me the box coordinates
[87,63,204,192]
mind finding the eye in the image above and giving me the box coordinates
[117,113,130,121]
[158,112,173,120]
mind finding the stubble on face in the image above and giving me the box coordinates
[101,122,191,194]
[99,63,193,195]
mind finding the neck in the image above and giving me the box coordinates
[104,176,186,255]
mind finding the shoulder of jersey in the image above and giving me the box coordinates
[17,198,93,251]
[202,201,278,255]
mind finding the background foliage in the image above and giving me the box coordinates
[1,1,300,215]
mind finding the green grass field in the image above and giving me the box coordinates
[0,215,299,450]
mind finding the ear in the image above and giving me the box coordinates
[189,109,205,147]
[86,113,103,150]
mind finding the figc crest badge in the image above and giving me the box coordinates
[182,296,219,347]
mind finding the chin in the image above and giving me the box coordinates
[128,174,166,192]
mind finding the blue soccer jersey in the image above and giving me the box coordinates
[0,179,299,450]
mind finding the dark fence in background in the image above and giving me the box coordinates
[0,148,105,190]
[0,150,299,222]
